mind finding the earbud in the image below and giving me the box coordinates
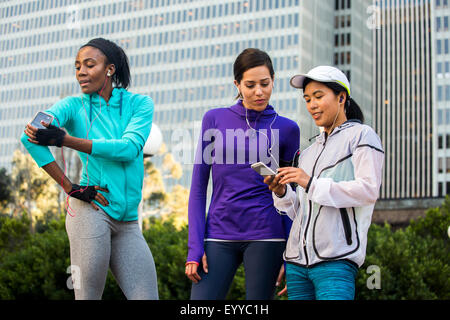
[339,96,344,103]
[107,71,111,77]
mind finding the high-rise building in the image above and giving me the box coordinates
[1,0,372,191]
[373,0,436,203]
[434,0,450,197]
[0,0,303,187]
[296,0,374,146]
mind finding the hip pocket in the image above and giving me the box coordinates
[66,198,109,239]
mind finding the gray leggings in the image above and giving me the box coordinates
[65,198,158,300]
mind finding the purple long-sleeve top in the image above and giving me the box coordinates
[186,100,300,263]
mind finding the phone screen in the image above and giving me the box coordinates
[31,112,53,129]
[251,162,277,176]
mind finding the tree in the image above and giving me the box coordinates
[0,168,12,210]
[141,143,189,228]
[9,149,62,226]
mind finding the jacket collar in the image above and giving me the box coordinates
[81,87,125,108]
[229,99,277,121]
[315,119,362,145]
[81,87,126,121]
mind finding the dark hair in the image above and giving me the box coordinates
[233,48,274,99]
[80,38,131,89]
[303,78,364,123]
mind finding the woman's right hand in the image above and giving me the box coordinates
[263,174,287,197]
[67,184,110,211]
[185,253,208,283]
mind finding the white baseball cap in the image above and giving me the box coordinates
[290,66,351,96]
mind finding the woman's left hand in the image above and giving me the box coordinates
[276,167,311,189]
[24,123,39,144]
[276,264,288,297]
[24,121,66,147]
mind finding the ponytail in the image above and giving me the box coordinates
[345,97,364,123]
[318,81,364,123]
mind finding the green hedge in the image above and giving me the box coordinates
[0,197,448,300]
[355,197,450,300]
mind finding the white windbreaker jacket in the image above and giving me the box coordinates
[273,120,384,268]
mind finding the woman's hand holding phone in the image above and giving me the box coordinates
[264,174,287,197]
[264,167,311,196]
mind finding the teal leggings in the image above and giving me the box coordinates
[286,260,358,300]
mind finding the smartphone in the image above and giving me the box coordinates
[251,162,277,177]
[30,111,54,129]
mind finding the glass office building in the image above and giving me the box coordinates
[435,0,450,197]
[1,0,373,190]
[373,0,438,201]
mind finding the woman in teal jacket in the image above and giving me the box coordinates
[21,38,158,300]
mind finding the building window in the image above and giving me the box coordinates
[438,157,443,173]
[439,135,443,149]
[438,182,443,196]
[438,109,444,124]
[447,134,450,149]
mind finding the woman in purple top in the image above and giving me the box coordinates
[185,48,300,300]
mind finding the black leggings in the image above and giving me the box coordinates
[190,241,285,300]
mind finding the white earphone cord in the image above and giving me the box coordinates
[245,108,302,216]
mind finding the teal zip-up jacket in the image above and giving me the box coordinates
[20,87,154,221]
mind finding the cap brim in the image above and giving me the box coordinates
[290,74,307,89]
[290,74,332,89]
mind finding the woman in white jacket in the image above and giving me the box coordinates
[265,66,384,300]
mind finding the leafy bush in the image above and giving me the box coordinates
[0,197,448,300]
[0,219,71,299]
[0,213,32,258]
[142,217,191,300]
[356,196,450,300]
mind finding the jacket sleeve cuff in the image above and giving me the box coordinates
[275,185,288,198]
[90,138,108,157]
[305,176,314,193]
